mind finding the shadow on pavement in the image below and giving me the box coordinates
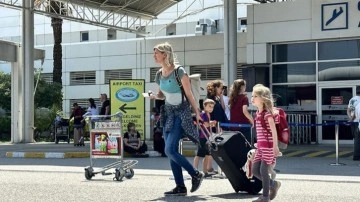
[210,192,257,200]
[149,195,209,201]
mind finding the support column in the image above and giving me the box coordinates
[224,0,237,87]
[11,46,23,143]
[22,0,35,143]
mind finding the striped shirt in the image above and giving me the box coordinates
[254,110,277,165]
[255,111,274,148]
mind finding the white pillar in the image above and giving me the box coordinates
[224,0,237,87]
[22,0,35,143]
[11,45,23,143]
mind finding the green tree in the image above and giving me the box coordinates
[0,71,62,110]
[34,79,62,109]
[0,72,11,111]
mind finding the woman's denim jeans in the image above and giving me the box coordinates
[163,116,197,186]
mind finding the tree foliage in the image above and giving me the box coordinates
[0,72,63,110]
[0,72,11,111]
[34,79,63,109]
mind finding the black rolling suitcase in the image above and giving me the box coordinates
[210,132,262,194]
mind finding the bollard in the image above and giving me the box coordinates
[330,122,345,166]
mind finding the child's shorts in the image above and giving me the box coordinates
[196,138,210,157]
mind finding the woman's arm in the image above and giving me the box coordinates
[123,138,131,147]
[242,105,254,126]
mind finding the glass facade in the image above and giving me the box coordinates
[271,39,360,142]
[318,39,360,60]
[272,42,316,62]
[272,63,316,83]
[318,60,360,81]
[272,42,317,109]
[273,85,316,107]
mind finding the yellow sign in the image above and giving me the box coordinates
[110,80,145,139]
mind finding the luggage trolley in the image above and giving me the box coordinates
[84,112,138,181]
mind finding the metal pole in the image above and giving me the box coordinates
[22,0,35,142]
[330,122,345,166]
[224,0,237,87]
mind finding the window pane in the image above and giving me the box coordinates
[272,85,316,110]
[272,43,316,62]
[190,65,221,80]
[318,60,360,81]
[319,39,360,60]
[272,63,316,83]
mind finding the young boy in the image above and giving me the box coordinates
[193,99,216,178]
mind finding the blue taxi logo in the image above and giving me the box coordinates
[116,88,139,102]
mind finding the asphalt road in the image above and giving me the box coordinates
[0,156,360,202]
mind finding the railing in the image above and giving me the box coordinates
[287,113,317,145]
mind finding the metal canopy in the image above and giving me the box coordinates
[0,0,182,36]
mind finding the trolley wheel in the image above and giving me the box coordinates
[125,168,134,179]
[114,169,125,181]
[85,167,94,180]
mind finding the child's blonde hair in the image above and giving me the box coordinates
[252,84,275,114]
[203,99,215,108]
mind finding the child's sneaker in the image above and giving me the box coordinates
[252,196,270,202]
[204,172,213,178]
[190,171,204,192]
[207,168,218,175]
[164,185,187,196]
[269,180,281,200]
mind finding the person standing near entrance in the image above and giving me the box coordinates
[347,86,360,161]
[100,93,110,119]
[149,42,204,196]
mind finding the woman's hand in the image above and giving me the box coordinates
[273,146,280,157]
[195,113,203,125]
[249,119,254,128]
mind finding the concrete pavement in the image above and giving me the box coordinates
[0,140,356,161]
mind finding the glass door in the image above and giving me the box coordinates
[319,87,353,143]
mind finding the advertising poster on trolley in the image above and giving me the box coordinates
[109,79,145,140]
[91,131,122,156]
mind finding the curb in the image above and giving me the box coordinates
[5,152,90,159]
[4,149,354,159]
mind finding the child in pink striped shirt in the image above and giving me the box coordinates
[251,84,281,202]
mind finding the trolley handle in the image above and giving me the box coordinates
[83,111,123,119]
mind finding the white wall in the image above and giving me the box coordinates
[246,0,360,64]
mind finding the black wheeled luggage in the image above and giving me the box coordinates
[211,132,262,194]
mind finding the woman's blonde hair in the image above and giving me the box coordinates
[153,42,178,67]
[252,84,274,114]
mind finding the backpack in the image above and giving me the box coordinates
[155,66,204,106]
[259,108,290,150]
[174,66,204,107]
